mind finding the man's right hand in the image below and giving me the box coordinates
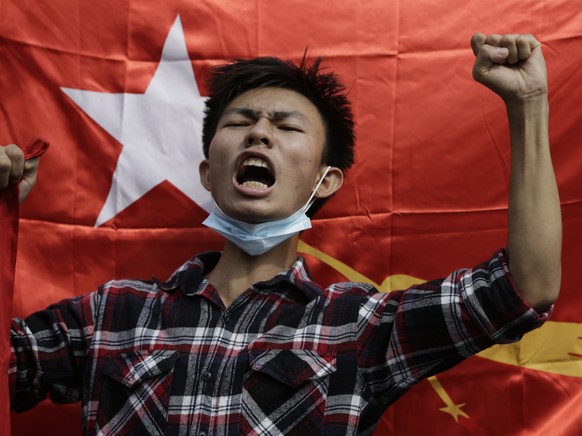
[0,144,40,203]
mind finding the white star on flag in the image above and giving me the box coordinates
[61,15,212,227]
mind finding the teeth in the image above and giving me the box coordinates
[242,158,269,170]
[242,181,269,190]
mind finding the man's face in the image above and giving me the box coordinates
[200,87,331,223]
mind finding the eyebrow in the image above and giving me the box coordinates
[222,107,311,124]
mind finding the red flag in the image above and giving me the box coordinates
[1,1,581,435]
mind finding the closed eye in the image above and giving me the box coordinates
[223,121,251,127]
[277,125,303,132]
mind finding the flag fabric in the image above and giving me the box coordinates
[1,1,581,435]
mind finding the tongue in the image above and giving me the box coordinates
[238,164,274,189]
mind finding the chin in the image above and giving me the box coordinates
[223,206,270,224]
[220,197,299,223]
[237,208,293,224]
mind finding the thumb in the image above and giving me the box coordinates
[18,157,40,203]
[472,45,509,82]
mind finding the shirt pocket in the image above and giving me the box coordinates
[241,349,336,435]
[95,350,179,436]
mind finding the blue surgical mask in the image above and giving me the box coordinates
[202,166,331,256]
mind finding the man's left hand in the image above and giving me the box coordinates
[471,33,548,105]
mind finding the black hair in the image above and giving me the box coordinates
[202,54,355,216]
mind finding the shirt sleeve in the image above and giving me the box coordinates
[9,289,101,412]
[356,249,552,403]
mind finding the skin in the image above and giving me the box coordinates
[0,144,40,203]
[198,87,344,306]
[199,87,343,224]
[0,33,561,310]
[471,33,561,311]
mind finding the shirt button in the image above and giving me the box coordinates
[201,371,212,381]
[222,312,230,322]
[199,432,207,436]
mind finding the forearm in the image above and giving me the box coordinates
[506,94,562,311]
[9,294,95,409]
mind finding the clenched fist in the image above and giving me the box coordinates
[0,144,40,203]
[471,33,548,105]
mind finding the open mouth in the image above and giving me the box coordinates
[236,157,275,190]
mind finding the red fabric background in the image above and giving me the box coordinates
[1,1,581,434]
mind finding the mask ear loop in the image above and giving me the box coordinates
[303,166,331,212]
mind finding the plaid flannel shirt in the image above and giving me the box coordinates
[10,250,551,435]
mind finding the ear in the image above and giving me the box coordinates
[199,159,212,192]
[314,166,344,199]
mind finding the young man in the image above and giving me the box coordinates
[2,33,561,435]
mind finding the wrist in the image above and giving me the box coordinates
[506,93,550,156]
[505,92,549,116]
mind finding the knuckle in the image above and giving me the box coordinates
[499,35,514,46]
[485,34,501,45]
[0,154,12,172]
[471,32,484,44]
[5,145,24,163]
[471,33,486,55]
[5,143,20,152]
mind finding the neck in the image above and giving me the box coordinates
[204,234,300,307]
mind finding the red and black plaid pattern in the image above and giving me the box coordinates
[9,250,550,435]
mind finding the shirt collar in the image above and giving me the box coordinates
[154,252,322,303]
[254,256,323,303]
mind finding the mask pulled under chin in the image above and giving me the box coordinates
[202,166,331,256]
[202,203,312,256]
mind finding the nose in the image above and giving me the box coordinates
[245,118,273,148]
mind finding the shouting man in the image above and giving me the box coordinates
[2,33,561,435]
